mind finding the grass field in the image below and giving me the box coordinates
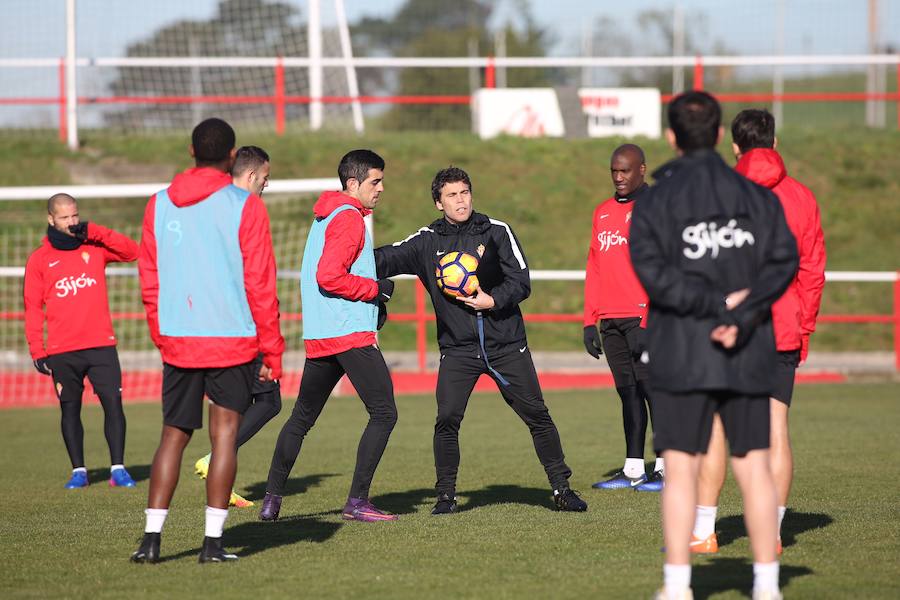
[1,382,898,599]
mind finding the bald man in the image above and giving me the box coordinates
[24,194,140,489]
[583,144,663,492]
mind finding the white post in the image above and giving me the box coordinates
[494,29,507,88]
[334,0,364,133]
[672,2,685,95]
[866,0,878,127]
[773,0,785,126]
[581,21,592,88]
[65,0,78,150]
[308,0,323,130]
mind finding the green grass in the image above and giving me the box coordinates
[0,129,898,353]
[1,383,898,598]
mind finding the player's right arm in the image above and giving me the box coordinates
[23,251,47,359]
[138,195,163,349]
[583,205,603,327]
[374,228,430,279]
[316,210,379,302]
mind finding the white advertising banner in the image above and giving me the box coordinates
[472,88,565,139]
[579,88,662,139]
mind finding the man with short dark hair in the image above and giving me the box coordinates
[131,118,284,564]
[690,109,826,557]
[193,145,280,509]
[259,149,399,523]
[584,144,663,493]
[375,166,588,515]
[24,193,139,489]
[629,92,798,600]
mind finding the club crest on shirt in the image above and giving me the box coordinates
[81,251,90,264]
[625,211,632,222]
[476,244,485,257]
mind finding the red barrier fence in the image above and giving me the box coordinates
[2,55,899,138]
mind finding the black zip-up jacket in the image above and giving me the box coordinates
[375,212,530,358]
[629,149,799,394]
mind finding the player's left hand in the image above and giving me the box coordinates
[710,324,739,349]
[456,285,495,310]
[258,364,273,382]
[68,222,89,241]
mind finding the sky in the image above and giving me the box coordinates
[1,0,898,126]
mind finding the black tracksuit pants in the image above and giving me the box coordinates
[266,345,397,499]
[46,346,126,469]
[236,354,282,449]
[434,348,572,494]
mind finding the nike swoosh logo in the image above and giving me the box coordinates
[630,478,645,487]
[436,251,445,256]
[519,346,527,353]
[599,214,609,219]
[49,260,60,267]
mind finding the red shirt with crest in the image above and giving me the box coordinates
[24,224,139,359]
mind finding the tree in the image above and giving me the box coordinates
[105,0,350,130]
[353,0,554,130]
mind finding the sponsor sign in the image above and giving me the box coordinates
[472,88,565,139]
[579,88,661,139]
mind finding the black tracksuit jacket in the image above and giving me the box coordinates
[375,212,531,359]
[629,149,799,395]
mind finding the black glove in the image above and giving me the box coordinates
[376,278,394,303]
[583,325,603,359]
[68,222,89,241]
[377,301,388,330]
[33,358,52,375]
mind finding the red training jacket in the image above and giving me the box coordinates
[583,194,649,326]
[24,223,139,359]
[304,191,379,358]
[139,167,285,377]
[736,148,826,353]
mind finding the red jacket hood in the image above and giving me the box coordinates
[167,167,233,207]
[735,148,787,190]
[313,190,371,219]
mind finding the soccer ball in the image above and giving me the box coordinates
[436,251,479,298]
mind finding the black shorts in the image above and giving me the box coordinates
[771,350,800,406]
[250,353,280,395]
[46,346,122,404]
[600,317,648,387]
[162,362,254,430]
[652,388,770,456]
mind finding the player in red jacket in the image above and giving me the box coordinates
[691,109,826,556]
[24,193,139,489]
[583,144,663,492]
[131,118,284,564]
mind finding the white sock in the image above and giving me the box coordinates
[623,457,645,479]
[110,464,124,472]
[693,505,717,539]
[663,563,691,597]
[144,508,168,534]
[654,457,665,474]
[777,506,786,538]
[72,467,87,474]
[753,561,780,594]
[205,506,229,539]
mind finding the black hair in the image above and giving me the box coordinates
[232,145,270,177]
[611,143,646,165]
[731,109,776,153]
[338,149,385,189]
[667,91,721,152]
[191,118,236,165]
[431,166,472,201]
[47,193,76,215]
